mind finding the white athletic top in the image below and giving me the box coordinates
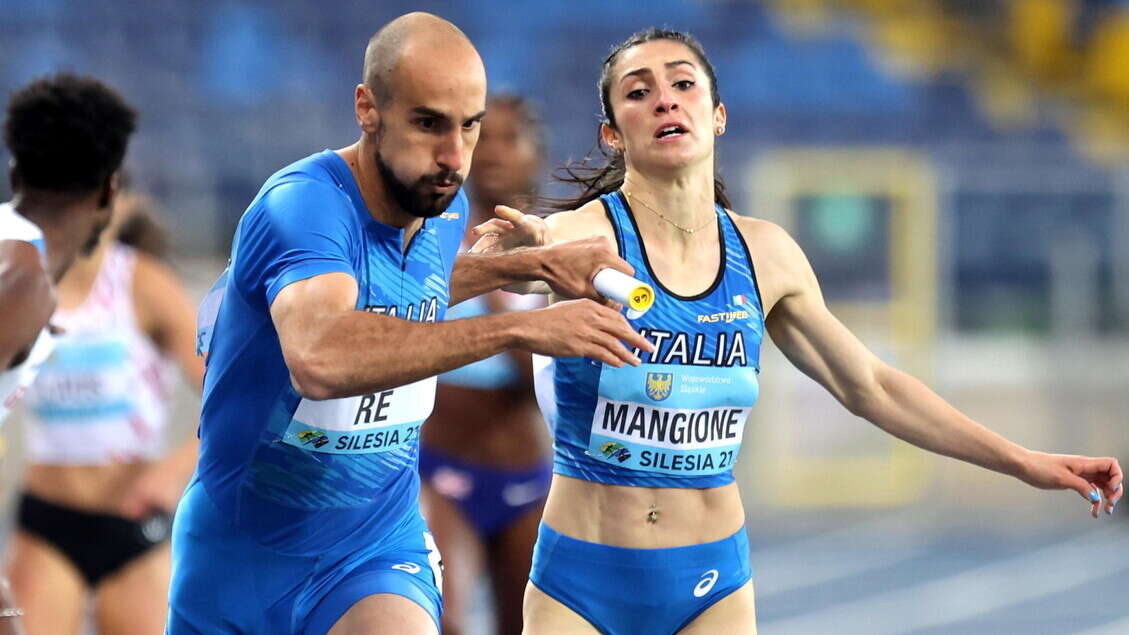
[21,243,175,464]
[0,202,55,426]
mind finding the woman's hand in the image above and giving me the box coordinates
[1017,451,1123,517]
[470,205,548,253]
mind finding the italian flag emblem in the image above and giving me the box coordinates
[732,294,748,306]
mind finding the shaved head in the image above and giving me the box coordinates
[353,13,486,221]
[363,12,480,106]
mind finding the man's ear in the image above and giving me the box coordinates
[355,84,382,135]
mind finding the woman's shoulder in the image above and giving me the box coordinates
[726,210,780,235]
[545,198,616,242]
[129,248,177,287]
[726,212,800,253]
[129,249,190,317]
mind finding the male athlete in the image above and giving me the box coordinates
[167,12,651,635]
[1,73,137,633]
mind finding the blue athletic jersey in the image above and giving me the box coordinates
[195,150,467,555]
[547,191,764,488]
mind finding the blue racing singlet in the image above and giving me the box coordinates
[194,150,467,555]
[547,191,764,488]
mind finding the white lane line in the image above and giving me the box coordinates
[749,510,929,597]
[762,527,1129,635]
[749,510,922,563]
[1072,614,1129,635]
[755,542,931,597]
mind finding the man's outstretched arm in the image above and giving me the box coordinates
[448,236,630,306]
[271,271,652,400]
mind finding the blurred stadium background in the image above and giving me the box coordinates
[3,1,1128,633]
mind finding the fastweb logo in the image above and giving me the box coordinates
[693,569,719,597]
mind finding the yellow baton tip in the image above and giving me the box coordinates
[628,284,655,311]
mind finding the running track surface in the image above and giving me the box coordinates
[466,512,1129,634]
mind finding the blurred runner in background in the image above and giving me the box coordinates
[1,72,138,635]
[9,189,202,635]
[420,94,550,635]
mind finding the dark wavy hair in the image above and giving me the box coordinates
[4,73,137,195]
[115,193,170,260]
[549,28,731,211]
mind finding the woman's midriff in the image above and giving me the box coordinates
[420,383,549,468]
[23,462,149,514]
[541,474,745,548]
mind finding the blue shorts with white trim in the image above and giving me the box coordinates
[528,522,752,635]
[167,479,442,634]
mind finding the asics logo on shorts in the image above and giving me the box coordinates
[391,562,422,574]
[140,514,171,543]
[693,569,719,597]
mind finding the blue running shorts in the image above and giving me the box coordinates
[418,445,551,538]
[528,523,751,635]
[167,480,443,634]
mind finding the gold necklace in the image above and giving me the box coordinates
[622,189,714,234]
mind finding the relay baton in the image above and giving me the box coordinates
[593,268,655,319]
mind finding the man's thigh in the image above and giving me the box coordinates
[328,593,438,635]
[306,538,443,635]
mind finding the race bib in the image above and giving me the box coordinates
[281,376,437,454]
[27,337,132,421]
[588,363,757,476]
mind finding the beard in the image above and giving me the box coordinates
[374,148,462,219]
